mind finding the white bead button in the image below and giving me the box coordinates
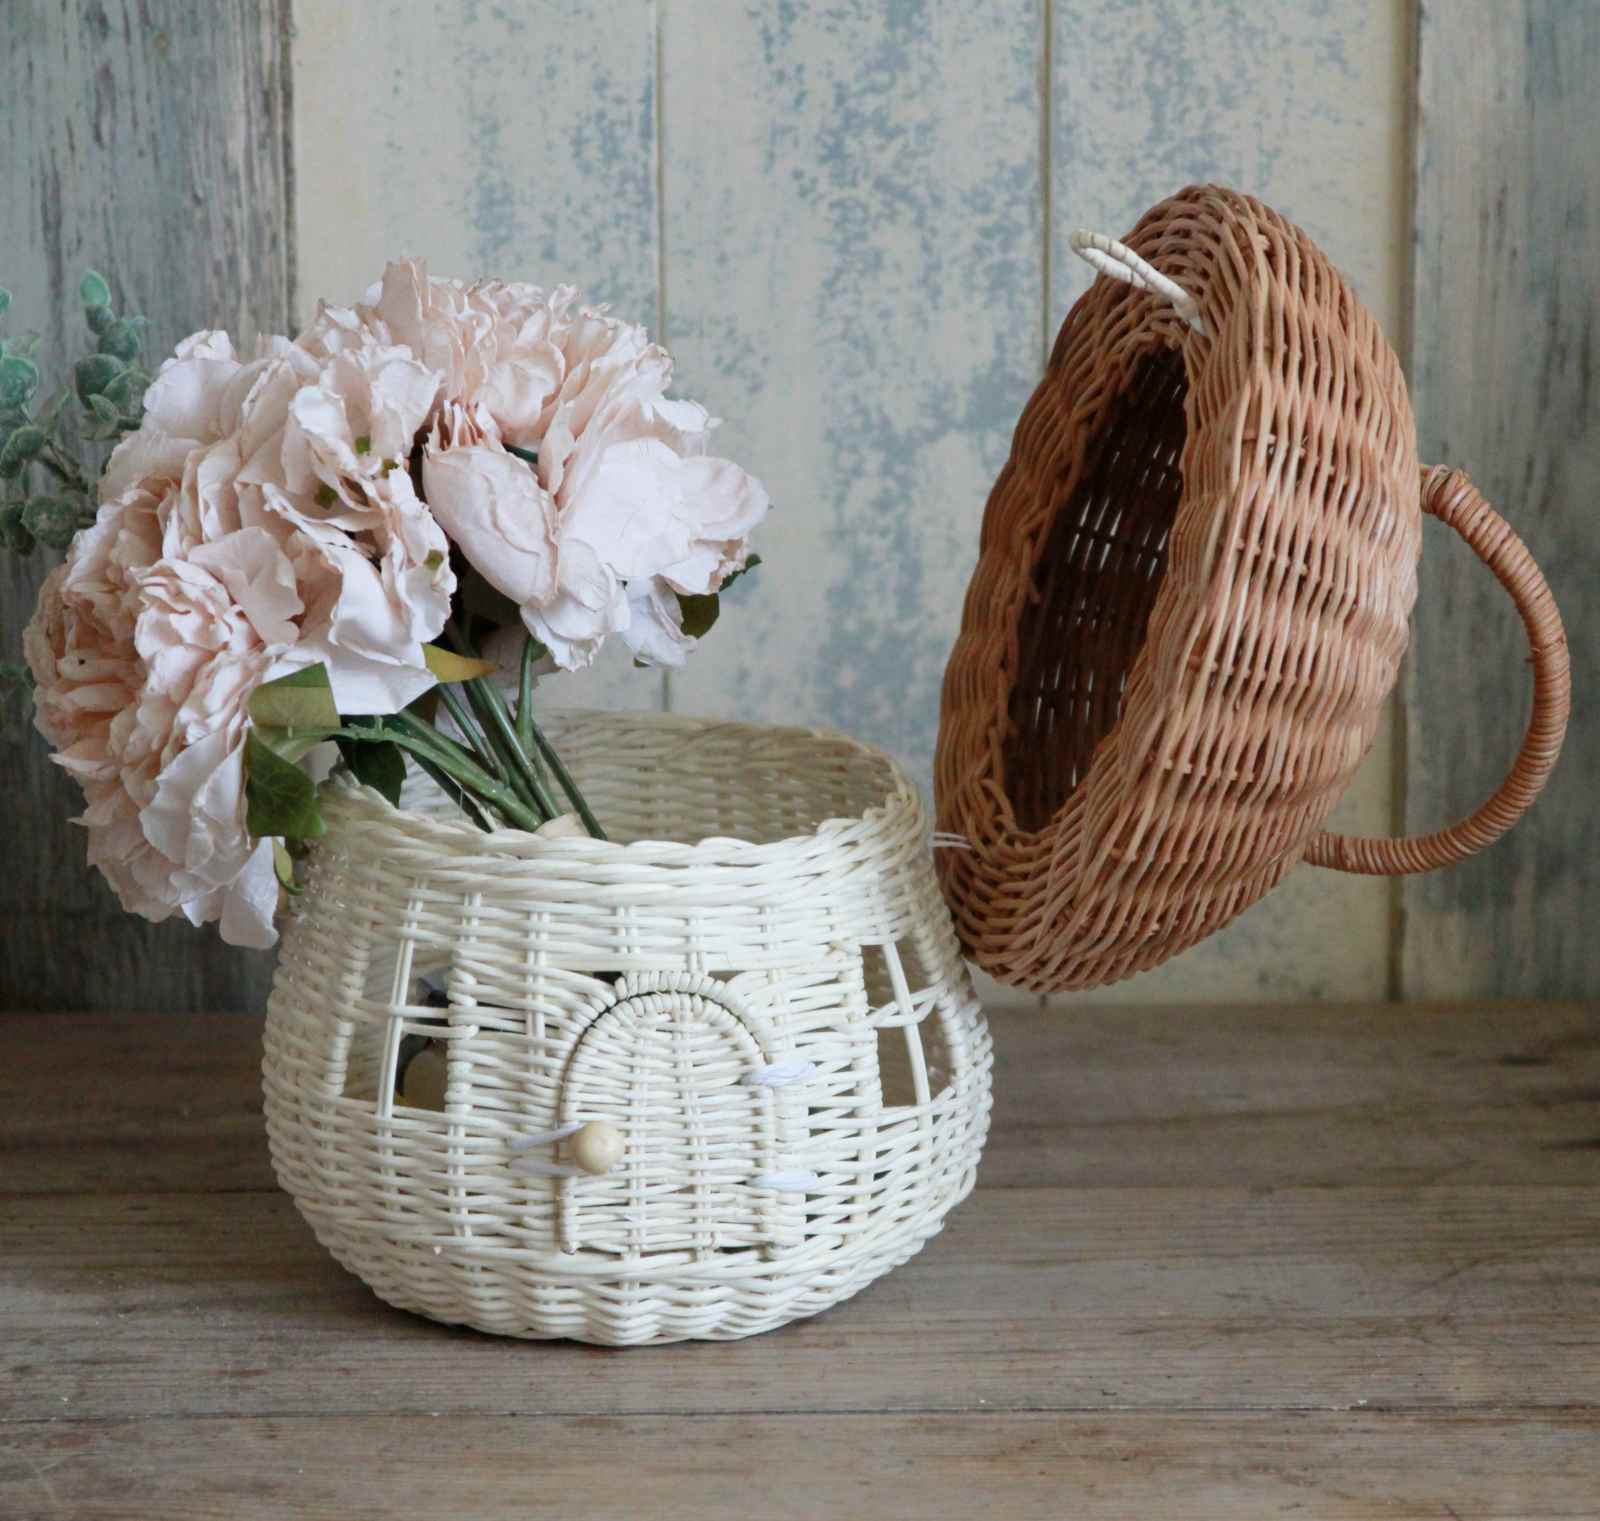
[569,1120,625,1176]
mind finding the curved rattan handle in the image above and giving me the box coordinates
[1306,466,1571,876]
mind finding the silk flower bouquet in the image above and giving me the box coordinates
[4,261,996,1349]
[2,261,769,947]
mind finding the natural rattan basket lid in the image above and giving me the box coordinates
[934,185,1570,994]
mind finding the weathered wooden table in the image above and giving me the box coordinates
[2,1001,1597,1518]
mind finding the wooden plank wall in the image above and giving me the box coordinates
[0,1,294,1012]
[6,1,1588,1010]
[1045,0,1410,1009]
[1403,0,1598,1001]
[292,0,1408,1016]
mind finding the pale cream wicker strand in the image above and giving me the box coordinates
[263,711,993,1345]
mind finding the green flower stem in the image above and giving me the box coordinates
[464,675,561,822]
[511,633,605,840]
[434,682,511,787]
[478,664,559,804]
[516,636,538,754]
[407,751,494,832]
[439,617,560,823]
[523,709,607,840]
[371,715,546,833]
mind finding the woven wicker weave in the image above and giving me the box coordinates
[936,185,1570,993]
[264,711,992,1345]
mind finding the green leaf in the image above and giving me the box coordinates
[0,355,40,409]
[101,368,143,410]
[720,553,762,592]
[74,352,124,404]
[0,425,46,478]
[249,726,332,764]
[334,734,407,806]
[0,502,34,555]
[244,732,327,841]
[0,288,11,320]
[677,592,720,639]
[21,495,80,551]
[248,663,342,731]
[422,643,497,683]
[86,303,115,337]
[97,315,147,363]
[272,839,303,896]
[79,271,112,310]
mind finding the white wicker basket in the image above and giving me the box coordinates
[263,711,993,1344]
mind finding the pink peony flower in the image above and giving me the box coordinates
[25,256,767,945]
[26,483,299,947]
[366,257,769,671]
[27,316,458,947]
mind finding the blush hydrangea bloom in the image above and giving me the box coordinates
[366,258,770,670]
[24,258,766,946]
[26,324,454,946]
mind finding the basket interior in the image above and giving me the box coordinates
[1002,344,1188,831]
[401,713,904,848]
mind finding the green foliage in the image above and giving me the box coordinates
[272,839,303,896]
[0,269,151,563]
[0,355,39,409]
[0,502,32,555]
[79,271,111,310]
[244,731,328,841]
[98,316,148,362]
[672,558,764,643]
[0,658,32,725]
[74,352,124,405]
[247,664,342,732]
[21,495,89,551]
[0,426,45,478]
[720,553,762,592]
[334,734,407,806]
[677,591,720,639]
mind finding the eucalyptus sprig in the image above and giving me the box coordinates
[0,271,150,557]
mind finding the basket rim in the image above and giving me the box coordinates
[319,707,928,868]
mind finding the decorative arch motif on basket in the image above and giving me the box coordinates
[556,972,807,1260]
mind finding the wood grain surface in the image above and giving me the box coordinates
[1403,0,1600,1000]
[0,0,294,1013]
[5,1412,1597,1521]
[1,1000,1597,1516]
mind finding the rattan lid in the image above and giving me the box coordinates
[934,185,1570,993]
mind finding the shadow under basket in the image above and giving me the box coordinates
[264,711,992,1345]
[935,183,1571,994]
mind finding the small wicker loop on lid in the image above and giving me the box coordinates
[1306,466,1571,875]
[1068,229,1209,335]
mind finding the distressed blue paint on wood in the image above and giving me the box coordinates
[1046,0,1409,1006]
[292,0,665,715]
[0,0,293,1012]
[662,0,1044,802]
[1404,0,1599,999]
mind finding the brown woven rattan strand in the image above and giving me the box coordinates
[1305,465,1570,874]
[934,185,1570,994]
